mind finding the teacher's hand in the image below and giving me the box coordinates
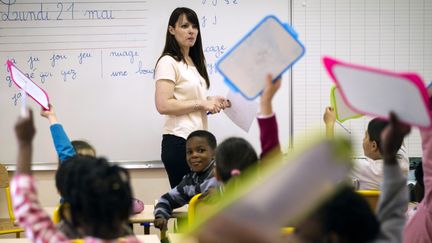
[202,99,222,114]
[207,96,231,110]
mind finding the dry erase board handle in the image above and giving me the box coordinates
[283,23,298,39]
[223,78,240,93]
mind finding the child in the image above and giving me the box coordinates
[403,89,432,242]
[12,110,140,242]
[153,130,219,230]
[406,161,424,219]
[291,113,410,243]
[41,104,134,239]
[214,74,282,187]
[323,107,409,190]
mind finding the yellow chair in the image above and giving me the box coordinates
[188,193,202,227]
[281,227,295,235]
[357,190,380,211]
[0,163,24,237]
[52,204,61,224]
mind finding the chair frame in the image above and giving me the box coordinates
[0,163,24,237]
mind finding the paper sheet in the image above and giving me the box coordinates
[223,90,259,132]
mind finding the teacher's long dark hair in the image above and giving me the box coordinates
[156,7,210,88]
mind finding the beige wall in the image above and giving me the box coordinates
[1,168,170,217]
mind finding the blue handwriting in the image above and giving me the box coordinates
[84,9,114,20]
[201,0,239,6]
[40,71,53,84]
[24,72,35,80]
[78,52,92,64]
[50,54,67,67]
[1,1,49,21]
[6,75,12,87]
[61,69,77,81]
[109,50,139,64]
[201,15,217,28]
[11,92,21,106]
[27,56,40,69]
[136,61,154,75]
[111,70,128,77]
[56,2,74,20]
[204,44,226,58]
[206,63,217,75]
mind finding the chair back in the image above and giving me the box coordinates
[0,164,14,220]
[357,190,380,211]
[188,193,202,227]
[0,163,24,237]
[52,204,62,224]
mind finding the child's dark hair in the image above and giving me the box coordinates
[71,140,96,155]
[215,137,258,183]
[312,186,380,243]
[414,162,424,202]
[56,156,132,238]
[367,118,389,153]
[187,130,217,149]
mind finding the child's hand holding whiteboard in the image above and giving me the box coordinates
[323,57,432,129]
[7,60,50,111]
[217,15,305,100]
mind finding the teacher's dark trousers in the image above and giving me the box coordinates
[161,134,191,188]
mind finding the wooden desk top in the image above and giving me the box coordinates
[44,204,188,224]
[0,235,159,243]
[168,233,198,243]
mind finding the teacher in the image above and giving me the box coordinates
[154,7,229,188]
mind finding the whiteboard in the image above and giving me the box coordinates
[0,0,291,164]
[291,0,432,157]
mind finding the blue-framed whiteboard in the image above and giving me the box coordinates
[216,15,305,100]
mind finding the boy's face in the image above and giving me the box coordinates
[186,136,214,172]
[362,131,378,159]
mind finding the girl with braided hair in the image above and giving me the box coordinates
[11,109,140,243]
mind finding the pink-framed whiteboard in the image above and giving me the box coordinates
[7,60,50,110]
[323,56,432,129]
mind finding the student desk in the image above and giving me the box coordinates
[130,204,188,235]
[168,233,197,243]
[44,205,188,234]
[0,235,160,243]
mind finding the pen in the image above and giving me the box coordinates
[21,82,27,117]
[336,120,351,134]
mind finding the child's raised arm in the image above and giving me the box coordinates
[376,113,410,243]
[259,74,281,116]
[40,104,76,162]
[258,74,282,161]
[15,109,35,174]
[323,106,336,138]
[403,88,432,243]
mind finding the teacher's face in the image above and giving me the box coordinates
[169,14,199,51]
[186,136,214,172]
